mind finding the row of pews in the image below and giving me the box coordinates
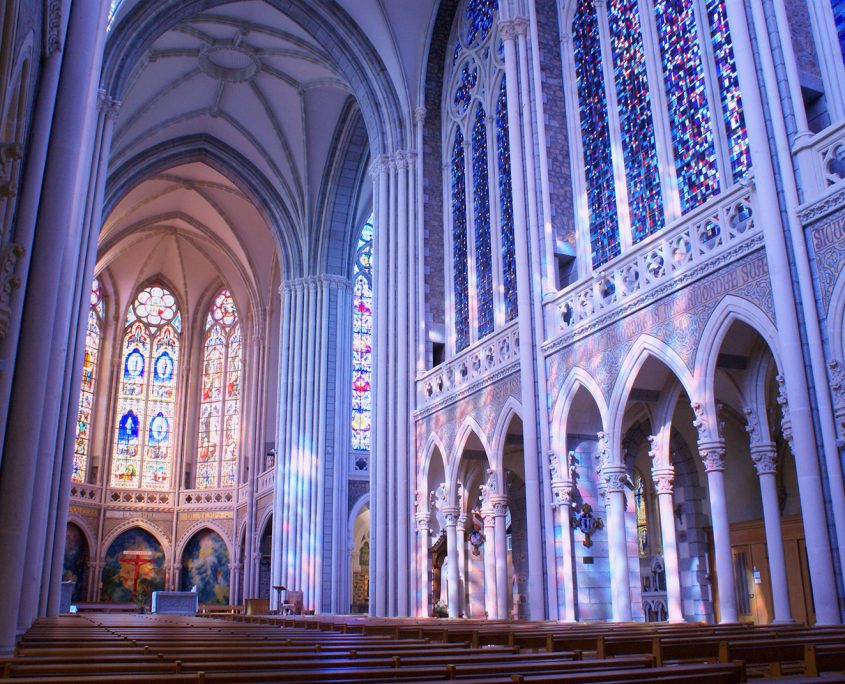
[0,612,843,682]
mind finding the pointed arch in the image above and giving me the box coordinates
[490,397,524,477]
[100,520,172,565]
[550,366,609,457]
[175,521,233,562]
[826,268,845,362]
[418,431,448,493]
[448,416,494,499]
[694,295,781,405]
[608,335,695,458]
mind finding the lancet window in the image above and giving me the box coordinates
[352,216,374,452]
[111,283,181,490]
[835,0,845,65]
[446,0,517,353]
[569,0,750,268]
[72,278,105,484]
[196,289,242,489]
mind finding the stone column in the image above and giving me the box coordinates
[499,17,545,619]
[415,503,431,617]
[442,506,461,619]
[652,467,683,622]
[603,464,632,622]
[698,441,737,623]
[750,443,793,624]
[491,495,509,619]
[552,482,576,622]
[456,512,467,616]
[481,508,497,619]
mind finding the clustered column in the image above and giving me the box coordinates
[650,465,683,623]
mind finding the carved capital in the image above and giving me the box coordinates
[97,90,122,120]
[750,444,778,476]
[498,19,518,42]
[698,442,726,472]
[395,151,410,171]
[369,154,390,178]
[490,495,508,517]
[512,17,530,37]
[602,465,628,493]
[441,506,460,526]
[651,467,675,494]
[551,482,573,508]
[414,107,427,126]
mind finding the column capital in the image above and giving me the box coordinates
[369,154,390,178]
[750,443,778,476]
[498,19,519,42]
[551,482,573,508]
[97,89,122,120]
[414,107,427,126]
[395,151,410,171]
[415,512,431,532]
[440,506,460,525]
[490,495,508,517]
[651,467,675,494]
[602,464,628,493]
[698,441,726,472]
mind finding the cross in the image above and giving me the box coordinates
[119,550,157,602]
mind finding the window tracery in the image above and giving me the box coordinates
[111,283,181,490]
[196,289,242,489]
[72,278,104,484]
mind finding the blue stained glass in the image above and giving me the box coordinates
[454,60,479,115]
[496,77,517,321]
[124,349,145,379]
[472,104,494,339]
[609,0,665,244]
[351,218,374,452]
[451,129,471,351]
[707,0,750,182]
[573,0,621,268]
[148,413,169,444]
[655,0,720,211]
[834,0,845,67]
[154,352,174,382]
[118,411,140,443]
[465,0,498,46]
[453,41,462,66]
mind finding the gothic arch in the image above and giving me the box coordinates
[694,295,781,403]
[65,515,96,555]
[347,492,370,545]
[417,431,448,494]
[826,268,845,362]
[490,397,524,477]
[608,335,695,459]
[175,521,233,562]
[448,417,493,500]
[100,520,172,565]
[550,366,609,456]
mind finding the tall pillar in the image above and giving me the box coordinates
[552,481,576,622]
[603,464,632,622]
[442,507,461,619]
[499,17,545,619]
[698,442,738,623]
[415,500,431,617]
[750,443,793,624]
[456,512,467,616]
[491,495,509,619]
[651,467,683,623]
[481,507,498,619]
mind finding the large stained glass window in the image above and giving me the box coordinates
[352,217,374,452]
[654,0,720,212]
[72,279,104,484]
[496,77,517,322]
[451,129,471,352]
[472,104,494,339]
[608,0,665,244]
[573,0,620,268]
[197,289,241,488]
[834,0,845,66]
[707,0,750,182]
[111,284,181,490]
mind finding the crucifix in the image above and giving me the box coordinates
[119,550,157,602]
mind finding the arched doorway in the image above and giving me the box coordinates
[62,523,89,603]
[348,499,370,613]
[101,527,165,603]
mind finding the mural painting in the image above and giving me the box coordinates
[101,527,165,602]
[180,529,230,604]
[62,523,88,602]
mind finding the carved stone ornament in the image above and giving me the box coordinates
[551,482,573,509]
[743,406,762,445]
[699,444,726,473]
[651,468,674,495]
[571,502,604,547]
[0,243,24,340]
[750,445,777,476]
[775,375,795,452]
[602,466,628,493]
[431,482,448,512]
[548,451,562,483]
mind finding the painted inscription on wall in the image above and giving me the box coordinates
[810,207,845,314]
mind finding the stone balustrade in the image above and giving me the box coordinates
[69,483,101,503]
[257,467,275,495]
[794,119,845,205]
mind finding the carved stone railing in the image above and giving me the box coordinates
[181,488,236,508]
[256,467,275,496]
[794,119,845,210]
[69,483,101,503]
[107,488,172,508]
[544,182,759,340]
[416,321,519,411]
[642,590,668,622]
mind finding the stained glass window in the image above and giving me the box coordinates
[197,289,241,489]
[452,129,471,352]
[472,104,494,339]
[496,77,517,322]
[111,284,180,490]
[634,471,649,558]
[72,279,104,484]
[609,0,665,244]
[707,0,750,182]
[834,0,845,66]
[352,217,374,452]
[655,0,720,212]
[465,0,498,46]
[573,0,621,268]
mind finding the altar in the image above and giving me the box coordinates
[151,591,198,615]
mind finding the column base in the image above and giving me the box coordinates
[770,619,796,625]
[668,618,687,624]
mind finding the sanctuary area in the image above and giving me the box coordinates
[1,0,845,677]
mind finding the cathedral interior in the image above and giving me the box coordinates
[2,0,845,665]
